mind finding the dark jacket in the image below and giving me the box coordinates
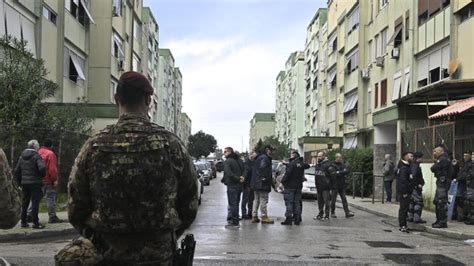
[396,160,413,195]
[382,160,395,182]
[328,161,349,190]
[14,149,46,185]
[244,158,255,187]
[457,160,471,195]
[223,155,245,185]
[251,154,272,192]
[281,157,310,190]
[314,159,331,191]
[410,162,424,191]
[430,153,454,186]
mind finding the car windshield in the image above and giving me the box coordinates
[305,167,315,175]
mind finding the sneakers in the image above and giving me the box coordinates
[49,216,65,223]
[32,223,45,229]
[261,216,274,224]
[281,218,292,225]
[314,214,323,220]
[399,226,409,233]
[251,216,260,223]
[331,213,337,218]
[431,223,448,228]
[345,212,355,218]
[322,216,329,221]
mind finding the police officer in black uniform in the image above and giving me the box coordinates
[430,145,453,228]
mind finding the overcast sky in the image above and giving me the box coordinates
[144,0,325,152]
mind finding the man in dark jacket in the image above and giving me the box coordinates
[454,150,471,222]
[408,152,426,223]
[242,151,257,219]
[14,140,46,229]
[251,145,274,224]
[464,152,474,225]
[397,151,414,233]
[382,154,395,203]
[223,147,245,227]
[328,153,354,218]
[280,151,309,225]
[431,145,454,228]
[314,151,332,220]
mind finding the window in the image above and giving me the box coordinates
[343,92,358,113]
[391,72,402,101]
[112,0,122,16]
[110,80,117,103]
[347,6,359,35]
[327,66,337,88]
[405,12,409,40]
[368,40,373,63]
[381,28,388,55]
[380,79,387,107]
[5,5,37,56]
[367,90,372,113]
[374,83,379,108]
[65,0,95,26]
[458,3,474,23]
[112,32,124,59]
[313,77,318,91]
[328,32,337,54]
[388,17,403,48]
[345,49,359,74]
[133,17,141,40]
[42,5,57,25]
[328,103,336,122]
[402,67,410,97]
[418,0,450,25]
[417,45,449,88]
[132,53,140,71]
[380,0,388,10]
[374,34,379,57]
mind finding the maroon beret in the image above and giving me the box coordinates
[119,71,154,96]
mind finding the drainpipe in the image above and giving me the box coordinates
[129,0,135,71]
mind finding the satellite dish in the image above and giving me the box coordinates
[448,58,459,75]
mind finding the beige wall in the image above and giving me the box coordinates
[457,16,474,78]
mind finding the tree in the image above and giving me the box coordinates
[253,136,289,160]
[188,130,218,159]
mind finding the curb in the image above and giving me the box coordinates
[346,201,474,241]
[0,227,77,243]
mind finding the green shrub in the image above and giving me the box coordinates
[327,148,373,196]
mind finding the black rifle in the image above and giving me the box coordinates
[173,234,196,266]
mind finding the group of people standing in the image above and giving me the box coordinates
[222,147,354,227]
[388,145,474,233]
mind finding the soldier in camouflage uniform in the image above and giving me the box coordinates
[0,148,21,229]
[56,71,198,265]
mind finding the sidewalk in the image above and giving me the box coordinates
[344,197,474,240]
[0,212,75,242]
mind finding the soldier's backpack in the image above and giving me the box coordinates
[0,149,21,229]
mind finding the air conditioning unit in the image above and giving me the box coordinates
[118,59,125,70]
[391,47,400,59]
[376,56,384,67]
[361,68,370,79]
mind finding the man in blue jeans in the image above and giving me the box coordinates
[280,151,309,225]
[383,154,395,203]
[223,147,246,227]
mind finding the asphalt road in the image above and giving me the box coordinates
[1,174,473,265]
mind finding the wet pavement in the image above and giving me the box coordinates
[1,174,473,265]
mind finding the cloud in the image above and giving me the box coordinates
[165,36,291,151]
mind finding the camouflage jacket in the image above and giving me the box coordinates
[68,113,198,236]
[0,148,21,229]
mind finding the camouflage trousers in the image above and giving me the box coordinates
[433,185,448,225]
[464,187,474,225]
[408,189,424,222]
[55,232,175,266]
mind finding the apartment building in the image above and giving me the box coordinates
[178,112,192,148]
[249,113,276,151]
[275,51,306,151]
[141,7,160,123]
[157,48,181,133]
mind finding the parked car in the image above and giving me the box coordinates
[196,175,203,205]
[207,160,217,179]
[302,167,317,198]
[195,162,211,185]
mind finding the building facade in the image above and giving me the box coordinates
[178,112,192,148]
[275,51,306,151]
[249,113,276,151]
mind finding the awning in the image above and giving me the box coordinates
[327,69,336,85]
[429,97,474,119]
[343,92,358,113]
[80,0,95,24]
[70,55,86,80]
[394,79,474,104]
[343,135,357,149]
[387,24,403,45]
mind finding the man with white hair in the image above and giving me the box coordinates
[14,140,46,229]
